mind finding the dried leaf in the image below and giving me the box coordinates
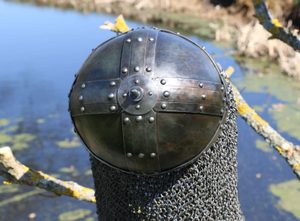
[100,15,130,33]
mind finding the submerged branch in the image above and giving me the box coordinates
[0,146,96,203]
[253,0,300,51]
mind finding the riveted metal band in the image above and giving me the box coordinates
[71,79,120,116]
[119,29,160,173]
[144,29,159,77]
[120,29,159,79]
[120,33,133,78]
[153,78,224,116]
[121,111,160,173]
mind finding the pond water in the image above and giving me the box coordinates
[0,1,299,220]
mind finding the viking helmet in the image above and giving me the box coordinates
[69,28,228,174]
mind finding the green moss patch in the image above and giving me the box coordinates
[56,137,80,148]
[0,184,19,194]
[2,125,19,133]
[0,189,44,207]
[0,133,36,151]
[233,67,300,104]
[269,105,300,140]
[0,119,10,127]
[0,131,36,151]
[269,179,300,219]
[11,133,36,151]
[0,117,37,151]
[233,59,300,141]
[0,133,13,145]
[256,139,272,153]
[59,166,79,177]
[252,105,265,113]
[58,209,92,221]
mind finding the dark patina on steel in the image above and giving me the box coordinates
[69,27,228,174]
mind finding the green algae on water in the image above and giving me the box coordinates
[233,59,300,141]
[253,105,264,113]
[2,125,19,133]
[0,185,19,194]
[269,105,300,140]
[59,166,79,177]
[256,139,272,153]
[0,119,10,127]
[0,189,44,207]
[58,209,92,221]
[11,133,36,151]
[269,179,300,219]
[56,137,80,148]
[0,131,36,151]
[0,133,13,145]
[233,71,300,104]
